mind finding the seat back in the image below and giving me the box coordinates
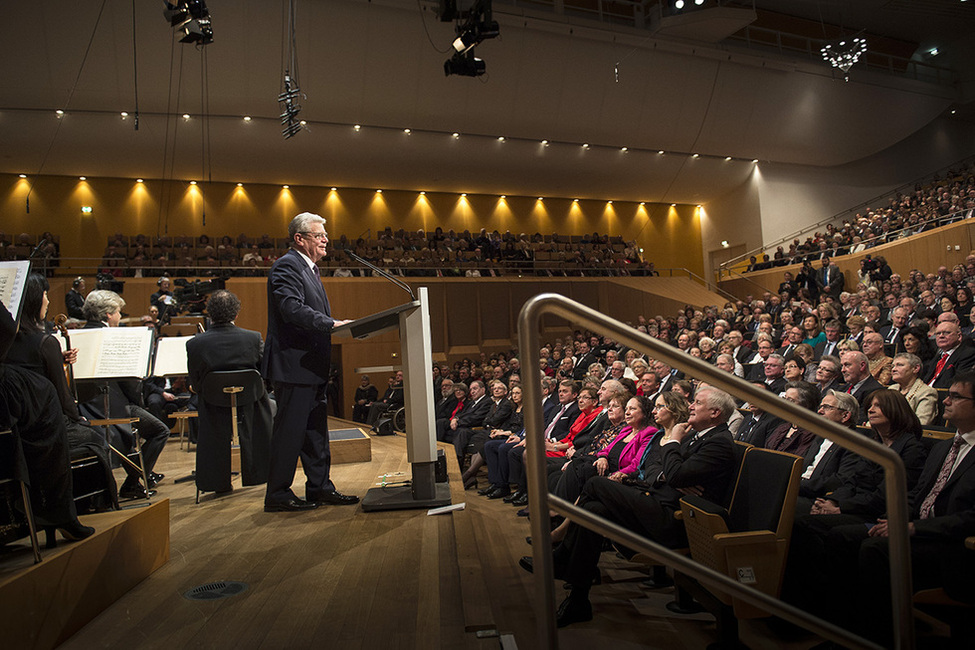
[727,447,803,536]
[720,440,751,508]
[200,370,265,408]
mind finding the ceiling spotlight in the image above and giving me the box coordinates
[190,180,197,185]
[452,132,460,138]
[330,187,337,191]
[404,128,411,134]
[725,156,732,161]
[620,147,628,152]
[461,193,467,197]
[451,17,499,54]
[572,199,579,203]
[163,1,213,45]
[282,185,289,189]
[695,0,705,5]
[299,120,307,126]
[353,124,361,131]
[692,153,700,158]
[18,174,27,178]
[671,203,676,207]
[419,191,426,195]
[55,110,64,117]
[607,200,613,205]
[497,136,505,142]
[500,195,506,200]
[821,34,867,81]
[376,189,383,194]
[444,50,486,77]
[752,159,759,163]
[582,143,589,149]
[658,150,665,155]
[540,139,549,145]
[120,111,129,117]
[79,176,86,181]
[136,178,144,183]
[639,202,645,206]
[243,116,251,122]
[237,183,243,187]
[675,0,685,8]
[182,113,191,120]
[537,197,543,201]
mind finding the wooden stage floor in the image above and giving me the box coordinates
[54,424,818,650]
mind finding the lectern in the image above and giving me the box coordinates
[333,287,450,511]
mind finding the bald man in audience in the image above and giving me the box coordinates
[839,350,885,423]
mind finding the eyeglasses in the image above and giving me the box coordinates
[946,391,975,402]
[818,404,848,413]
[300,231,328,241]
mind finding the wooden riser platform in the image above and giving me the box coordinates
[0,499,170,649]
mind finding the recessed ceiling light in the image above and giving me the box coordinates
[300,120,307,126]
[752,159,759,163]
[19,174,27,178]
[282,185,289,189]
[461,193,467,198]
[243,116,251,122]
[500,195,506,200]
[120,111,128,117]
[419,191,426,195]
[582,143,589,149]
[452,132,459,138]
[136,178,143,183]
[376,189,383,193]
[639,202,645,206]
[56,109,64,116]
[182,113,191,120]
[537,197,543,201]
[951,109,957,115]
[725,156,732,161]
[79,176,86,181]
[190,180,197,185]
[572,199,579,203]
[353,124,361,131]
[330,187,337,191]
[237,183,243,187]
[692,153,700,158]
[498,136,505,142]
[620,147,628,152]
[671,203,676,207]
[404,128,411,134]
[607,200,613,204]
[541,139,549,145]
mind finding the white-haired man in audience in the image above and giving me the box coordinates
[519,387,737,627]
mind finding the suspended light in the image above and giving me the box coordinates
[821,35,867,81]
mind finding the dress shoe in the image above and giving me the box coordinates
[511,493,529,507]
[503,489,525,504]
[264,498,320,512]
[487,487,511,500]
[308,491,359,506]
[463,477,478,490]
[556,595,593,628]
[148,472,165,488]
[477,485,495,496]
[517,507,530,517]
[119,483,156,500]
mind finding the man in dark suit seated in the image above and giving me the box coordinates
[452,379,513,465]
[187,290,271,494]
[519,387,737,627]
[735,382,783,447]
[812,320,844,360]
[839,350,885,424]
[437,379,490,445]
[365,370,404,427]
[812,375,975,645]
[795,390,864,514]
[925,320,975,389]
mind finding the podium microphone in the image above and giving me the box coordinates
[344,249,416,301]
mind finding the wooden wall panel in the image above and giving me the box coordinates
[444,283,480,348]
[478,283,511,341]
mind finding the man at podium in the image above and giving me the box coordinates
[261,213,356,512]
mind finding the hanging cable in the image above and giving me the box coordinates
[26,0,108,212]
[131,0,140,130]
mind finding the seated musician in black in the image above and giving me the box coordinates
[3,274,117,510]
[186,290,271,494]
[76,290,169,499]
[0,301,94,544]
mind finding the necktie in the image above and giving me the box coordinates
[544,404,568,438]
[737,418,755,442]
[450,400,464,419]
[918,435,964,518]
[887,327,898,345]
[930,351,951,385]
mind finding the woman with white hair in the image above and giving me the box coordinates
[888,352,938,425]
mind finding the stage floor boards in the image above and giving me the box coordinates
[58,425,819,650]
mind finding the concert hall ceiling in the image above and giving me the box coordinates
[1,0,973,205]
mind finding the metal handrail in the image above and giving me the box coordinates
[518,292,914,650]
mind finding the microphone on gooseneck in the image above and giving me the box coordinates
[344,248,415,301]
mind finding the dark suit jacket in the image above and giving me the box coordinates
[456,395,492,428]
[482,398,514,430]
[735,411,783,447]
[846,376,886,422]
[65,289,85,320]
[547,401,581,441]
[909,435,975,539]
[647,423,736,511]
[813,339,842,361]
[187,323,271,489]
[924,345,975,389]
[799,434,863,498]
[435,394,459,420]
[261,249,334,386]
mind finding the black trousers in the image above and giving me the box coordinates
[264,382,332,504]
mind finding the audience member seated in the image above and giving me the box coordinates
[763,381,821,456]
[888,352,939,426]
[454,380,514,483]
[351,374,378,424]
[839,350,885,423]
[795,390,864,514]
[365,370,404,428]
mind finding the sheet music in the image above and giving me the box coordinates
[68,328,154,379]
[153,335,193,376]
[0,260,32,321]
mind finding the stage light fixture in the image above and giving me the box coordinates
[278,72,305,140]
[444,50,486,77]
[163,1,213,45]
